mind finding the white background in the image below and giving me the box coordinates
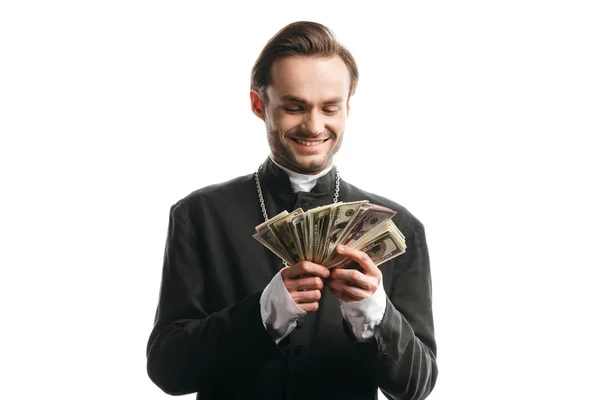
[1,1,599,399]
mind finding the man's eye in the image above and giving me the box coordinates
[323,108,339,114]
[284,107,303,113]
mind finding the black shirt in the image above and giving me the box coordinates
[147,157,437,400]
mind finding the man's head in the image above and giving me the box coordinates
[250,21,359,175]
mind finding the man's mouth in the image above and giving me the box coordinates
[291,138,330,146]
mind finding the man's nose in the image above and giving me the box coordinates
[302,109,325,135]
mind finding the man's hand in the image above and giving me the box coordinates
[325,245,382,302]
[281,261,330,312]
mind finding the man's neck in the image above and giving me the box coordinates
[269,155,333,193]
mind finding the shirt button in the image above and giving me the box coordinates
[293,345,304,355]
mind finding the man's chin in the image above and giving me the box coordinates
[290,157,331,175]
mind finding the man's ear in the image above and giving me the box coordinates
[250,90,265,121]
[346,97,351,118]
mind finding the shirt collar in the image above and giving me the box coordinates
[269,155,333,193]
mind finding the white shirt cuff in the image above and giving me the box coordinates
[339,278,387,341]
[260,270,307,344]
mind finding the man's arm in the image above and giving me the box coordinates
[146,203,284,396]
[326,222,437,400]
[374,222,437,400]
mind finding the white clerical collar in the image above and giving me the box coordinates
[269,155,333,193]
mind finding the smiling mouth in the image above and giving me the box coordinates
[291,138,330,146]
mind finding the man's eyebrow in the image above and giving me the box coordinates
[322,97,344,105]
[281,95,306,104]
[281,95,344,105]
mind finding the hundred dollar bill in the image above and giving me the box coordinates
[316,204,337,262]
[255,210,289,232]
[270,208,304,264]
[307,205,334,264]
[322,202,370,265]
[321,200,368,262]
[325,204,396,266]
[253,210,292,264]
[338,203,396,247]
[290,214,308,261]
[306,205,326,263]
[253,201,406,270]
[356,220,406,248]
[332,221,407,269]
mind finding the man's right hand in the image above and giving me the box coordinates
[281,261,330,312]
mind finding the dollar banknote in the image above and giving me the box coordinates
[307,205,333,264]
[331,220,406,269]
[253,201,406,269]
[321,200,368,262]
[253,210,293,264]
[323,203,397,266]
[290,214,308,261]
[269,208,304,264]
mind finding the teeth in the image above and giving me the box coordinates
[296,139,325,146]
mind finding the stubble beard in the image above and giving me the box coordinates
[266,122,343,175]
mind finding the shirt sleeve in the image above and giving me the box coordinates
[339,277,387,341]
[146,204,286,396]
[260,270,307,344]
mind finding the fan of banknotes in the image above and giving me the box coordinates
[253,200,407,269]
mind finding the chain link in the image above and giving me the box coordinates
[255,164,269,222]
[333,166,340,203]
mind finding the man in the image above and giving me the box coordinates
[147,21,437,400]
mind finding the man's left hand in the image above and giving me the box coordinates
[325,245,382,302]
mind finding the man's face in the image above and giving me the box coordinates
[252,55,351,175]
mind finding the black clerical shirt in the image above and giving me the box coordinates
[146,157,437,400]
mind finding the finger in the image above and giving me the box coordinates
[327,287,360,303]
[298,302,319,312]
[283,261,330,279]
[326,278,367,296]
[288,276,324,291]
[326,280,370,302]
[336,245,379,277]
[291,289,321,304]
[329,268,377,292]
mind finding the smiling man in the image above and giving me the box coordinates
[254,55,348,174]
[147,21,437,400]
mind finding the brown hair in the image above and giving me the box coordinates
[250,21,359,102]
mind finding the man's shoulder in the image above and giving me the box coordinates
[171,173,255,215]
[344,181,424,234]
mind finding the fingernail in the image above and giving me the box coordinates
[338,245,345,252]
